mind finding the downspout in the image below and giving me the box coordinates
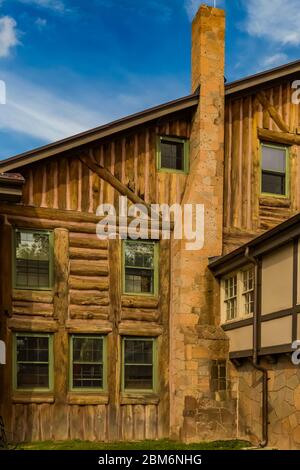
[245,247,268,448]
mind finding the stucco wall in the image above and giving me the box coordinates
[261,243,293,315]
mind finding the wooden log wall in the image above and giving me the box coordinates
[20,115,191,213]
[0,204,170,442]
[224,79,300,254]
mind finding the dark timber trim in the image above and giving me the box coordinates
[229,343,292,359]
[261,308,294,322]
[0,92,199,173]
[256,258,262,353]
[222,317,253,331]
[223,307,300,331]
[210,212,300,276]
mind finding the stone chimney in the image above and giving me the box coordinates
[169,5,231,441]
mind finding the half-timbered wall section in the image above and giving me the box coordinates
[224,78,300,253]
[210,213,300,449]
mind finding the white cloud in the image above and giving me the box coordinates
[35,17,47,28]
[0,72,186,146]
[18,0,65,12]
[184,0,224,21]
[0,16,19,58]
[0,73,108,142]
[245,0,300,45]
[262,52,289,69]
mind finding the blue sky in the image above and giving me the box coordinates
[0,0,300,159]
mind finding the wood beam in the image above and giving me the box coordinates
[80,150,152,213]
[256,91,290,133]
[80,149,168,228]
[258,127,300,146]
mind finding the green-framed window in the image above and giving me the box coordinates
[122,337,157,392]
[122,240,159,296]
[70,335,107,391]
[13,229,53,290]
[261,143,289,197]
[13,333,53,392]
[157,136,189,174]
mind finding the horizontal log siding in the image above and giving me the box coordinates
[1,205,168,442]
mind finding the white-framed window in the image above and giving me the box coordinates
[242,268,254,316]
[221,267,255,323]
[224,275,237,321]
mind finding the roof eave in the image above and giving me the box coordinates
[209,212,300,276]
[225,59,300,97]
[0,92,199,173]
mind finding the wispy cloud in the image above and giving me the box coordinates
[17,0,66,12]
[35,17,47,29]
[262,52,289,68]
[0,73,108,142]
[0,71,186,151]
[0,16,19,58]
[245,0,300,45]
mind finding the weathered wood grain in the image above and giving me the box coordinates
[69,275,109,291]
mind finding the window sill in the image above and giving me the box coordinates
[67,393,109,405]
[221,316,253,331]
[122,293,159,299]
[12,393,54,404]
[157,168,188,175]
[120,393,159,405]
[13,286,53,292]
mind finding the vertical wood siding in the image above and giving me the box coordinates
[20,116,191,213]
[224,80,300,253]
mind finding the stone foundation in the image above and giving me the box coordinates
[179,325,237,442]
[231,356,300,449]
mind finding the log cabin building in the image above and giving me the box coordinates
[1,4,300,448]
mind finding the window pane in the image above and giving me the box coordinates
[224,275,237,300]
[243,269,254,292]
[71,336,104,389]
[73,337,103,363]
[16,335,50,389]
[226,298,237,320]
[17,336,49,363]
[125,242,154,268]
[211,360,227,393]
[161,140,184,171]
[73,364,103,388]
[244,291,254,315]
[125,269,153,294]
[124,339,154,391]
[262,172,285,195]
[124,365,153,390]
[15,230,51,288]
[124,339,153,364]
[124,242,156,294]
[17,363,49,388]
[262,146,286,173]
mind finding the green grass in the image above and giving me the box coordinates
[20,439,251,451]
